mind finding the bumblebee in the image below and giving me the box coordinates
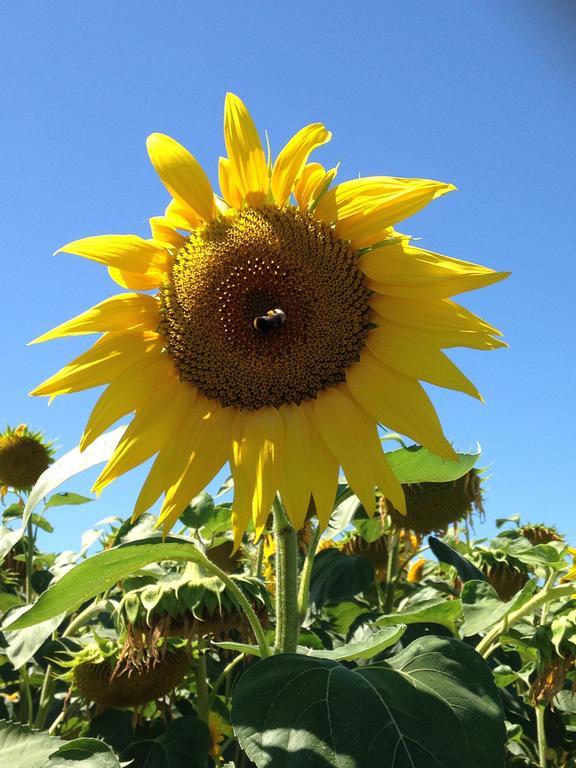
[253,308,286,332]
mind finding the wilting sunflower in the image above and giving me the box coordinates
[31,94,507,546]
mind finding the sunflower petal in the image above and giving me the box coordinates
[30,332,162,397]
[360,242,510,298]
[149,217,187,248]
[107,266,166,290]
[30,294,160,344]
[146,133,215,222]
[92,376,196,494]
[155,403,233,531]
[271,123,331,207]
[223,93,268,207]
[219,156,243,209]
[302,402,339,530]
[314,176,455,247]
[367,324,482,400]
[314,387,405,516]
[229,407,285,548]
[163,198,202,231]
[80,354,177,451]
[278,404,313,530]
[56,235,169,272]
[346,349,457,461]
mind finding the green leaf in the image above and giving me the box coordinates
[44,493,94,510]
[0,720,60,768]
[123,717,209,768]
[0,593,21,614]
[0,426,126,562]
[308,549,374,612]
[2,538,209,631]
[386,444,480,484]
[41,738,121,767]
[3,609,66,668]
[429,535,487,582]
[231,636,505,768]
[218,626,406,661]
[460,578,538,637]
[376,598,462,634]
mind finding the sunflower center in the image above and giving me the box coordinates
[159,205,372,409]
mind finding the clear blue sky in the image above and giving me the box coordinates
[2,0,575,551]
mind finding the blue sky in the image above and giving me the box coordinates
[2,0,575,551]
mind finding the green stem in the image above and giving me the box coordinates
[273,497,299,653]
[196,552,271,658]
[536,705,547,767]
[383,530,400,614]
[33,664,55,730]
[297,523,321,624]
[255,538,265,579]
[63,599,110,638]
[19,666,34,725]
[194,636,209,723]
[209,652,245,709]
[25,518,34,603]
[475,575,569,659]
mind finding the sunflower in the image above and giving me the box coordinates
[0,424,54,494]
[31,94,507,547]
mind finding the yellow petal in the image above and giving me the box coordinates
[359,242,510,298]
[149,217,187,248]
[30,294,160,344]
[271,123,331,207]
[107,265,166,290]
[314,176,455,248]
[370,295,506,350]
[278,404,313,530]
[164,198,202,231]
[346,349,456,461]
[155,402,233,530]
[30,332,163,397]
[92,375,196,494]
[314,387,405,516]
[218,156,243,209]
[56,235,169,273]
[229,407,285,548]
[223,93,268,207]
[146,133,215,222]
[80,354,177,451]
[367,324,482,400]
[302,402,339,530]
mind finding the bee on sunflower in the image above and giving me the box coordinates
[31,94,507,546]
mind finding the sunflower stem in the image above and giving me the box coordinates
[536,705,547,767]
[25,516,34,604]
[273,496,299,654]
[194,636,210,723]
[383,529,400,614]
[297,523,322,625]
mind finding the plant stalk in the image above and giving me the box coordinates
[194,636,210,723]
[297,523,321,624]
[383,530,400,614]
[273,497,299,653]
[536,705,547,767]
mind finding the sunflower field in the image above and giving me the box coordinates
[1,94,572,768]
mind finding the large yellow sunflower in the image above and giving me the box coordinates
[31,94,507,547]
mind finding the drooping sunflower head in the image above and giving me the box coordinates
[0,425,54,493]
[31,94,508,546]
[384,468,484,535]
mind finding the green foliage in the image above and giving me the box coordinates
[231,637,505,768]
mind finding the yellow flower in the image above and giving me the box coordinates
[31,94,507,546]
[209,711,232,759]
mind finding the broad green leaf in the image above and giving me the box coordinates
[123,717,210,768]
[352,517,384,542]
[218,626,406,661]
[0,593,21,614]
[324,488,360,539]
[429,535,487,582]
[386,444,480,484]
[0,426,126,562]
[2,538,208,631]
[461,578,538,637]
[308,549,374,612]
[0,721,60,768]
[376,598,462,634]
[40,738,121,767]
[3,608,65,668]
[44,492,94,510]
[180,492,215,528]
[231,636,505,768]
